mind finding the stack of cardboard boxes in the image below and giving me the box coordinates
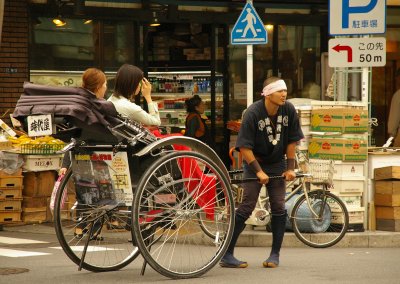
[307,101,369,231]
[21,154,62,223]
[0,168,23,223]
[374,166,400,232]
[22,170,57,223]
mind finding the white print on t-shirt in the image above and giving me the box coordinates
[283,116,288,126]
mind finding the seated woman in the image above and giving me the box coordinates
[107,64,161,126]
[81,67,108,100]
[59,67,108,175]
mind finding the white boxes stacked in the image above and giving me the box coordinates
[330,160,366,228]
[289,98,313,151]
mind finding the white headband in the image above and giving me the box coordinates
[261,80,287,96]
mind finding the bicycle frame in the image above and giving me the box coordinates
[240,175,333,231]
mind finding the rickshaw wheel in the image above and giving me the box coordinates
[54,168,140,272]
[132,151,234,279]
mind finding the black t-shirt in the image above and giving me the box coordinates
[236,98,304,165]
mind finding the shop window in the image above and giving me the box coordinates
[227,24,320,122]
[147,23,224,71]
[30,17,134,71]
[278,25,321,100]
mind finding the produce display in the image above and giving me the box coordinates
[7,135,65,154]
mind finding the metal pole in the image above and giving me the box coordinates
[246,0,253,108]
[247,44,253,107]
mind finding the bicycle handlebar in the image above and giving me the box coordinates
[231,172,311,184]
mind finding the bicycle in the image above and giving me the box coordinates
[200,156,350,248]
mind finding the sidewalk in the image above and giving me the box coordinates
[3,222,400,248]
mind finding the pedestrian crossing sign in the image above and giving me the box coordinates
[231,2,268,45]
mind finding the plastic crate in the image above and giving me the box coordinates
[20,143,64,155]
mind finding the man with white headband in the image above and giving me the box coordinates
[220,76,304,269]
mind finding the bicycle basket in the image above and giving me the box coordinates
[306,159,334,185]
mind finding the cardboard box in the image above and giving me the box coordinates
[297,109,311,126]
[343,109,368,133]
[22,196,48,208]
[376,219,400,232]
[329,193,362,210]
[0,210,21,223]
[0,187,22,199]
[376,206,400,220]
[0,168,23,177]
[329,178,365,194]
[22,207,47,223]
[310,108,368,133]
[0,199,22,210]
[0,141,12,150]
[308,137,367,161]
[23,171,56,197]
[310,109,344,132]
[331,207,364,224]
[374,166,400,180]
[375,181,400,206]
[375,193,400,207]
[0,176,23,188]
[333,161,366,179]
[22,155,62,172]
[368,152,400,178]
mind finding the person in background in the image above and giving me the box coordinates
[184,94,212,146]
[107,64,161,126]
[219,76,304,269]
[387,70,400,147]
[59,67,108,176]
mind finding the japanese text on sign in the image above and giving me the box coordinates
[27,114,53,137]
[329,0,386,35]
[328,37,386,68]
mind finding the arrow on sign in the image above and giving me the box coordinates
[332,44,353,62]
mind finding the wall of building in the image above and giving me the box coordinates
[0,0,28,125]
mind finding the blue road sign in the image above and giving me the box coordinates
[329,0,386,35]
[231,2,268,45]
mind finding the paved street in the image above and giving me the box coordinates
[1,228,400,284]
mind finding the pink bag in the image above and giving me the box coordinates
[49,174,67,215]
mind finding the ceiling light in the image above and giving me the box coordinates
[53,16,66,27]
[83,19,92,24]
[150,12,160,27]
[265,25,274,31]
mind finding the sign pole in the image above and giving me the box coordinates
[247,44,253,107]
[230,0,267,107]
[247,0,253,108]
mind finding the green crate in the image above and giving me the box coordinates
[20,143,65,155]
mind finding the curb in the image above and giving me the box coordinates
[4,223,400,248]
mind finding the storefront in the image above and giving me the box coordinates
[1,0,399,162]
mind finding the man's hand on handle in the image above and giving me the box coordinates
[282,170,296,181]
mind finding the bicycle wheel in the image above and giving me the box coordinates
[54,168,140,272]
[132,151,234,279]
[198,183,241,239]
[290,189,349,248]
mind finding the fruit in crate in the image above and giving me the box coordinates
[8,135,63,144]
[8,135,65,153]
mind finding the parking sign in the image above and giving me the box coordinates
[328,37,386,67]
[329,0,386,35]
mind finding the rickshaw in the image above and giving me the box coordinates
[13,82,236,279]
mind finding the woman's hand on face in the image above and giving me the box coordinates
[141,77,152,102]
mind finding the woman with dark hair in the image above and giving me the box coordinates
[107,64,161,126]
[184,95,212,146]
